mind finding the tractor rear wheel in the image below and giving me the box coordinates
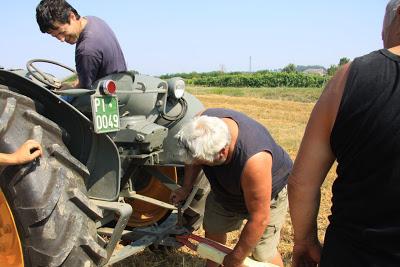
[0,88,106,267]
[125,166,210,231]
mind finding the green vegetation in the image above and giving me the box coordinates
[161,71,328,88]
[63,74,77,83]
[327,57,350,76]
[189,72,327,88]
[187,86,323,103]
[282,63,297,73]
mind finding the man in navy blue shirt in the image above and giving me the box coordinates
[36,0,127,89]
[171,109,292,267]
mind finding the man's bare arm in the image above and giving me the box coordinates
[0,140,42,165]
[288,63,351,265]
[224,152,272,266]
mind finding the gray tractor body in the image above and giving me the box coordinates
[0,62,208,266]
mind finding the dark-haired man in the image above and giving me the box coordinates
[36,0,127,89]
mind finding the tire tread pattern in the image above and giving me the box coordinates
[0,88,107,267]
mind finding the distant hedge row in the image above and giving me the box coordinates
[187,72,328,88]
[161,72,328,88]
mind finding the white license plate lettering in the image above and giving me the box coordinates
[91,95,119,134]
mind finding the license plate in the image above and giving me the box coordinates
[91,95,120,134]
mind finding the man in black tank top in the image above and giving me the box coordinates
[288,2,400,266]
[171,108,292,267]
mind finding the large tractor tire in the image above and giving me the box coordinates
[0,88,107,267]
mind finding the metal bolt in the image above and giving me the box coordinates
[136,134,145,142]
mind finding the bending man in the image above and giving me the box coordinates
[171,108,292,267]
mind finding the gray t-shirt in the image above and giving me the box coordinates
[75,16,127,88]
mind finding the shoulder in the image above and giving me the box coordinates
[202,108,225,116]
[354,49,385,65]
[86,16,109,27]
[242,151,272,176]
[240,152,272,197]
[80,16,113,41]
[326,64,351,111]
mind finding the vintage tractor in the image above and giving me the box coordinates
[0,59,210,266]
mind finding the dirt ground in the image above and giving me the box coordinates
[113,94,336,267]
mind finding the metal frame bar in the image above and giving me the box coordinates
[90,200,132,266]
[104,213,181,266]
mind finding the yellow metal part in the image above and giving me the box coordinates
[0,190,24,267]
[126,166,178,227]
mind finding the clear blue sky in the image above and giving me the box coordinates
[1,1,387,76]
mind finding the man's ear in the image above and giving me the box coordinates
[219,146,228,158]
[68,11,76,23]
[397,5,400,15]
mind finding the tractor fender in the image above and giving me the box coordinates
[0,70,120,201]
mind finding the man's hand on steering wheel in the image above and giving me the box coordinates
[26,59,76,90]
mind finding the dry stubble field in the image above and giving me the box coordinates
[114,93,337,267]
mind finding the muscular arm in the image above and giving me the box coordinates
[288,64,351,262]
[227,152,272,264]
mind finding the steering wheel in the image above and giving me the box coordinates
[26,59,76,89]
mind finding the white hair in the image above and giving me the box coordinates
[176,115,231,163]
[383,0,400,30]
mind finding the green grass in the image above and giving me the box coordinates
[63,74,77,83]
[187,86,323,103]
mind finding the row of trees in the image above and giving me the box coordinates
[187,72,328,88]
[327,57,350,75]
[281,57,350,75]
[160,57,350,88]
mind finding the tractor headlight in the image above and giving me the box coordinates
[167,77,185,99]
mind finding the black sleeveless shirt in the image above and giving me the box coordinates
[326,49,400,266]
[202,108,292,214]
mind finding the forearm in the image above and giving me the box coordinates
[231,214,268,261]
[288,173,321,243]
[0,153,18,165]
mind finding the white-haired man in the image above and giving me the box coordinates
[171,108,292,267]
[288,1,400,266]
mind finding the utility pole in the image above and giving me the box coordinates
[249,56,252,73]
[219,64,226,73]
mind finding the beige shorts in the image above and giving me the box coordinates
[203,186,288,262]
